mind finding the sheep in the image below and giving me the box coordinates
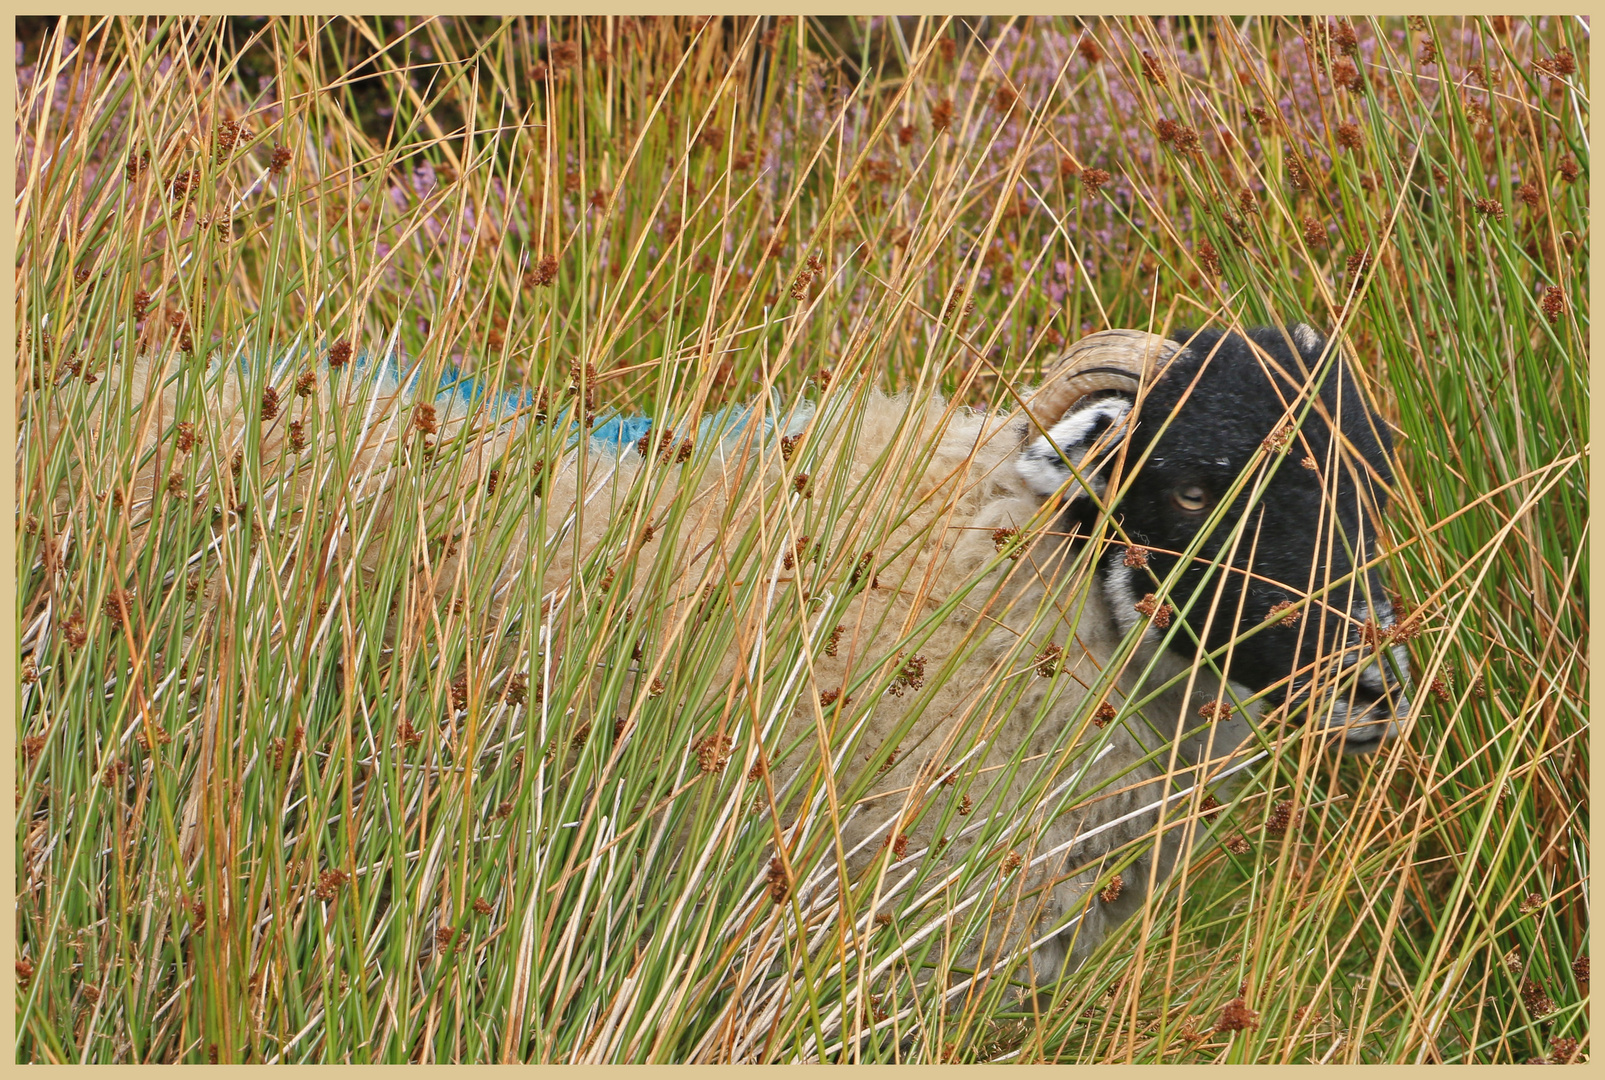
[45,322,1409,1010]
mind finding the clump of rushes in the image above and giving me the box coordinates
[15,14,1585,1065]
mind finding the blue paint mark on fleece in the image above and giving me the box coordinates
[307,350,805,454]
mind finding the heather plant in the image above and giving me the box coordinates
[15,15,1587,1063]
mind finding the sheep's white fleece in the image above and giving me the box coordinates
[95,352,1250,990]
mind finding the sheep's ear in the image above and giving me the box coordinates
[1291,323,1324,355]
[1016,393,1135,501]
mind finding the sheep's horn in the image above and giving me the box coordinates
[1025,329,1182,431]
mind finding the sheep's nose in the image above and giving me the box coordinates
[1330,641,1411,753]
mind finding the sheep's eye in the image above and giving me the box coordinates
[1171,484,1210,513]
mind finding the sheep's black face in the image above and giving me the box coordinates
[1023,325,1411,752]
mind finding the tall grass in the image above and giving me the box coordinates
[15,15,1587,1062]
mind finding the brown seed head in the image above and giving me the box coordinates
[1550,1037,1580,1065]
[1217,997,1259,1033]
[1266,799,1294,835]
[825,624,845,658]
[1034,643,1062,678]
[103,589,131,629]
[1332,20,1358,55]
[1140,51,1166,85]
[930,98,954,132]
[327,338,353,368]
[1542,285,1565,324]
[214,117,247,160]
[1336,121,1363,151]
[549,40,579,69]
[1099,873,1124,903]
[889,653,926,696]
[1262,423,1296,453]
[526,253,560,288]
[1079,167,1112,194]
[1134,593,1173,628]
[1285,150,1309,190]
[1520,977,1555,1017]
[1328,59,1367,93]
[992,526,1021,557]
[63,611,88,649]
[767,856,789,903]
[268,145,292,175]
[1268,600,1301,626]
[696,732,733,774]
[168,169,199,203]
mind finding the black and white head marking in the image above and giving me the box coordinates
[1016,394,1134,502]
[1012,323,1410,755]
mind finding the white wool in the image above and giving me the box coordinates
[79,351,1252,990]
